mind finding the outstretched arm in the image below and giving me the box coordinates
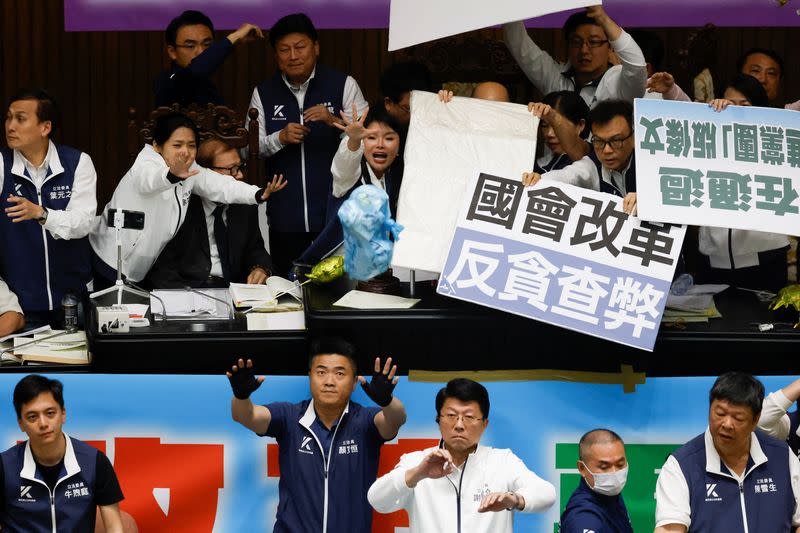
[228,358,272,435]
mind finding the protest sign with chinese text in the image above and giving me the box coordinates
[392,91,538,273]
[437,173,686,351]
[635,99,800,236]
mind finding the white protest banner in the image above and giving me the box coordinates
[391,91,537,273]
[635,99,800,236]
[437,174,686,351]
[388,0,597,50]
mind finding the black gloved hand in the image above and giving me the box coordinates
[227,358,263,400]
[360,357,398,407]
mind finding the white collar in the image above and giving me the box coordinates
[282,67,317,92]
[299,398,350,429]
[20,432,80,484]
[12,140,62,180]
[704,427,767,480]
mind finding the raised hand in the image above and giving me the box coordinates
[622,192,637,216]
[521,172,542,187]
[415,449,454,481]
[260,174,287,201]
[437,90,454,103]
[228,23,264,45]
[709,99,733,112]
[165,152,198,180]
[359,356,398,407]
[226,358,265,399]
[647,72,675,94]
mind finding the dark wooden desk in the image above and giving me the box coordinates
[85,293,307,374]
[305,278,800,377]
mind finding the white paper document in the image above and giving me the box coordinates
[230,277,302,308]
[392,91,538,273]
[333,290,420,310]
[389,0,597,50]
[150,289,231,319]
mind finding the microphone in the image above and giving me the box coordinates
[126,280,168,322]
[183,286,235,320]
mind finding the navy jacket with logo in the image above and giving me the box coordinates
[256,65,347,233]
[1,436,99,533]
[673,429,795,532]
[263,399,385,533]
[0,146,91,312]
[560,478,634,533]
[587,150,636,198]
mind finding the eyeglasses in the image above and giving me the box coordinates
[567,38,609,49]
[211,162,247,176]
[174,40,213,51]
[591,132,633,151]
[439,413,484,425]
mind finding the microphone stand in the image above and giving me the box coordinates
[183,286,235,320]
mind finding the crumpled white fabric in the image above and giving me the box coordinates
[392,90,538,273]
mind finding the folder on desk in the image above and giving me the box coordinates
[10,330,89,365]
[229,277,302,309]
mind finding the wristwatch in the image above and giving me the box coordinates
[37,207,48,225]
[506,492,520,511]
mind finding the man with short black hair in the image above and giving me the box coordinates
[1,88,97,327]
[560,428,633,532]
[379,61,433,126]
[368,378,555,532]
[0,375,124,532]
[737,47,785,107]
[504,5,646,108]
[226,337,406,532]
[154,10,263,107]
[248,12,368,276]
[522,99,638,212]
[654,372,800,533]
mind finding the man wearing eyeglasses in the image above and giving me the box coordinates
[522,100,638,214]
[154,10,263,108]
[144,138,286,288]
[504,6,646,108]
[368,378,556,533]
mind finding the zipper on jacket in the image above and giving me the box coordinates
[299,118,310,232]
[445,455,469,533]
[50,493,56,533]
[728,228,735,269]
[305,412,346,533]
[36,188,54,310]
[739,482,749,533]
[173,186,183,236]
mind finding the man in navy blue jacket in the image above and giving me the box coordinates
[248,13,367,276]
[0,375,124,532]
[226,337,406,532]
[1,89,96,327]
[655,372,800,533]
[154,10,263,108]
[560,428,633,532]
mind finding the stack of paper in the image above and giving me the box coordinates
[150,289,231,319]
[662,285,727,324]
[6,330,89,365]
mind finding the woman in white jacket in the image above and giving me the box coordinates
[90,113,280,284]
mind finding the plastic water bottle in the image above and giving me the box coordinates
[62,293,79,333]
[670,273,694,296]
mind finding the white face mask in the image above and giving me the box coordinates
[581,462,628,496]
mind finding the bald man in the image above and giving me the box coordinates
[471,82,510,102]
[560,429,633,533]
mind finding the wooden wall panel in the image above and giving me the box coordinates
[1,0,798,207]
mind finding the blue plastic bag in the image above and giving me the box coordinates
[338,185,403,281]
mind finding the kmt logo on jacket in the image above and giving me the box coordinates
[705,483,722,502]
[18,485,35,503]
[273,105,286,120]
[298,436,314,455]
